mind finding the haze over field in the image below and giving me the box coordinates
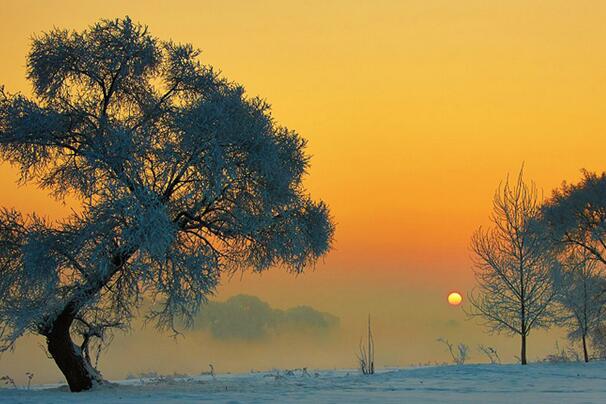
[1,0,605,385]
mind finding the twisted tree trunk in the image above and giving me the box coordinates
[43,250,133,391]
[36,246,134,392]
[45,309,99,392]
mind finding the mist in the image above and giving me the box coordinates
[0,276,568,386]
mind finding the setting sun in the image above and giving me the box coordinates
[448,292,463,306]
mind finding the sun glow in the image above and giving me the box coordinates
[447,292,462,306]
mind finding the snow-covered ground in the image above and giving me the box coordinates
[2,362,606,403]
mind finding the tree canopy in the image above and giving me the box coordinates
[540,171,606,264]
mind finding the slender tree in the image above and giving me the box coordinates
[552,248,606,362]
[0,18,334,391]
[468,169,555,365]
[357,315,374,375]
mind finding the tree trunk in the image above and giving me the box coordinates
[45,310,97,392]
[42,250,132,391]
[582,334,589,363]
[520,333,527,365]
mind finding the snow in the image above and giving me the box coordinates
[2,362,606,403]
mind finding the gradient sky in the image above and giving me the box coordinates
[1,0,606,383]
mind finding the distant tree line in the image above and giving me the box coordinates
[468,168,606,364]
[192,294,339,340]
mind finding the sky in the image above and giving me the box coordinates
[1,0,606,383]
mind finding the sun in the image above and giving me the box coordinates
[447,292,463,306]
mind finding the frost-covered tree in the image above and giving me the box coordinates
[552,248,606,362]
[467,169,555,365]
[0,17,334,392]
[540,171,606,265]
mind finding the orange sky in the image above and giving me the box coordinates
[1,0,605,382]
